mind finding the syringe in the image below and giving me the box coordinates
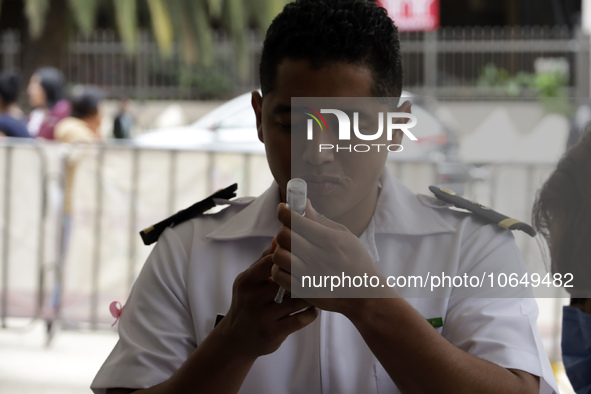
[274,178,307,303]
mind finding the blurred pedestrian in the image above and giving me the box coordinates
[46,86,106,342]
[0,71,30,138]
[113,98,133,139]
[533,124,591,394]
[55,86,105,143]
[27,67,70,139]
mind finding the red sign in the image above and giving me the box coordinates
[377,0,440,31]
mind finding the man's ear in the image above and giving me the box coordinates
[251,91,264,143]
[392,100,413,143]
[398,100,412,114]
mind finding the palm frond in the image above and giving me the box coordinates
[67,0,98,35]
[146,0,174,57]
[223,0,249,80]
[188,0,215,68]
[206,0,224,19]
[24,0,50,39]
[113,0,138,53]
[168,0,197,65]
[245,0,286,34]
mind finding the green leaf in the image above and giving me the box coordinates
[68,0,98,35]
[113,0,138,53]
[189,0,215,68]
[245,0,286,34]
[146,0,174,57]
[168,0,197,65]
[206,0,223,19]
[24,0,50,39]
[223,0,249,80]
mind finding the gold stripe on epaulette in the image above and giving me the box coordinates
[498,218,521,229]
[440,188,456,195]
[142,225,155,234]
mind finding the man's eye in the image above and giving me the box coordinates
[277,122,291,130]
[290,121,307,130]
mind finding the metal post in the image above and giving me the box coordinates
[243,154,252,197]
[575,27,590,100]
[127,148,140,293]
[168,150,178,215]
[35,146,48,318]
[207,151,215,194]
[91,146,105,329]
[1,145,12,328]
[423,31,438,96]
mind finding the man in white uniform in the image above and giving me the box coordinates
[92,1,558,393]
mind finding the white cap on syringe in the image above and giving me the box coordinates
[286,178,307,216]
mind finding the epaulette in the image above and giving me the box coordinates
[429,186,536,237]
[139,183,238,245]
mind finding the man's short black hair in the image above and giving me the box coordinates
[259,0,402,98]
[70,86,105,119]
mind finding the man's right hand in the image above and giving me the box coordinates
[216,242,318,359]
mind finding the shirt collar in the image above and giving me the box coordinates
[373,168,456,236]
[206,168,455,241]
[206,182,282,240]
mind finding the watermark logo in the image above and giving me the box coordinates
[304,108,418,153]
[304,107,329,137]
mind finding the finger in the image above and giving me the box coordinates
[277,306,318,334]
[277,203,292,228]
[269,237,278,254]
[271,262,291,292]
[285,202,350,248]
[270,296,313,319]
[242,255,275,285]
[284,226,324,266]
[271,245,296,273]
[275,226,291,251]
[304,199,348,232]
[249,241,278,270]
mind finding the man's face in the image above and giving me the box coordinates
[252,59,405,222]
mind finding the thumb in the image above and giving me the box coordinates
[304,199,348,232]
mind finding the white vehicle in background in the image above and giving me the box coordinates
[135,91,468,191]
[136,92,458,159]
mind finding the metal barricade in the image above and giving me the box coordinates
[0,138,565,358]
[0,138,52,329]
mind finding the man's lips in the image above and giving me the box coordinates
[300,175,343,194]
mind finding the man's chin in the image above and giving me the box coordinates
[307,197,346,220]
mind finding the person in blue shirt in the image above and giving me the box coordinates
[0,71,30,138]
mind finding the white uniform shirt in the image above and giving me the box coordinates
[92,170,558,394]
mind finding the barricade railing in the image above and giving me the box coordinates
[0,138,53,330]
[0,139,564,352]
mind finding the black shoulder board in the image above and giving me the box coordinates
[429,186,536,237]
[139,183,238,245]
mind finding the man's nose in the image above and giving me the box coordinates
[301,126,335,165]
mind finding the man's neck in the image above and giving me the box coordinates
[334,185,380,237]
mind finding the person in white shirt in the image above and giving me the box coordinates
[92,1,558,393]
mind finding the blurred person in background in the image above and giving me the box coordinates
[0,71,30,138]
[112,97,133,139]
[55,86,105,143]
[27,66,70,139]
[533,125,591,394]
[45,86,105,341]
